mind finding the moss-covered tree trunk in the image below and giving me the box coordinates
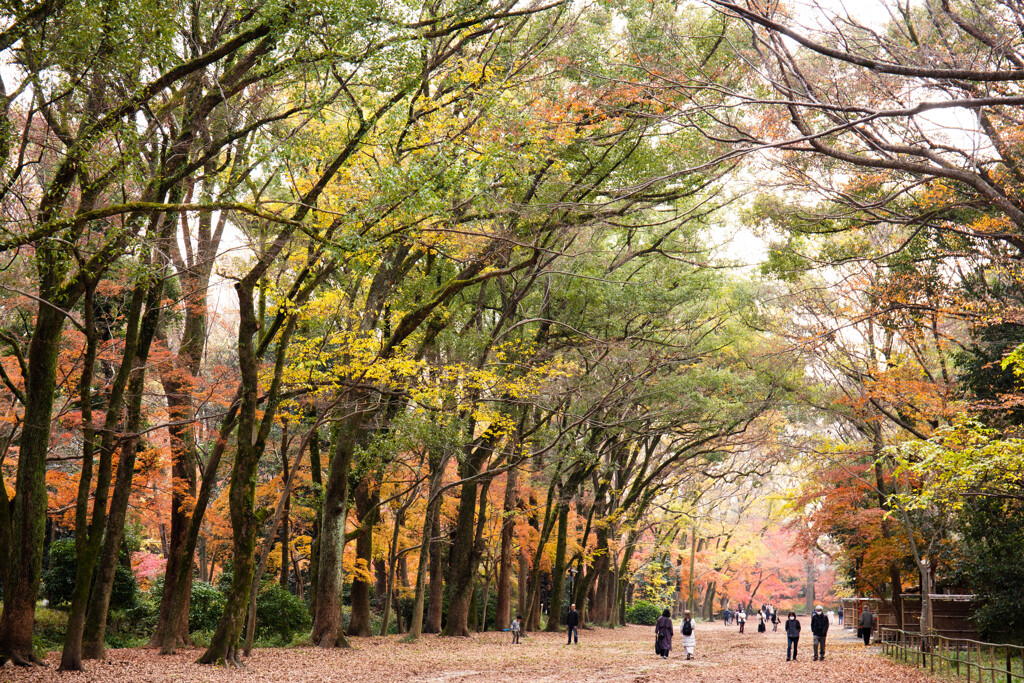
[311,416,361,648]
[494,467,517,630]
[198,283,267,665]
[0,272,67,665]
[545,501,570,632]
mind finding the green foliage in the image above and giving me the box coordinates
[41,539,138,610]
[33,606,68,654]
[190,580,227,632]
[625,600,662,625]
[40,539,77,607]
[956,496,1024,643]
[256,584,310,643]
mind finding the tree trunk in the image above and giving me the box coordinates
[425,500,445,633]
[441,477,482,636]
[0,301,67,665]
[280,422,291,590]
[407,466,444,640]
[347,477,378,637]
[84,272,165,660]
[198,282,289,666]
[494,467,517,630]
[545,500,569,632]
[311,416,362,648]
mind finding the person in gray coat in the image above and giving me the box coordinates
[858,608,874,646]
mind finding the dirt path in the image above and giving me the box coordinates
[6,622,935,681]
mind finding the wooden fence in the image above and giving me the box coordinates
[881,627,1024,683]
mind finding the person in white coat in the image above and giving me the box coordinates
[680,609,696,660]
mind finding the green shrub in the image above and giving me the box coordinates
[256,584,310,643]
[625,600,662,625]
[33,606,68,654]
[110,563,138,611]
[41,538,138,610]
[41,540,78,606]
[190,580,227,632]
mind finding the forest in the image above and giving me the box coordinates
[0,0,1021,674]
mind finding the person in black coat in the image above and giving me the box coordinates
[810,605,829,661]
[785,612,801,661]
[566,603,579,644]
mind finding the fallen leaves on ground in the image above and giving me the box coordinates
[4,622,941,682]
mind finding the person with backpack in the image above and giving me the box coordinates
[811,604,829,661]
[785,611,801,661]
[680,609,696,660]
[655,609,673,658]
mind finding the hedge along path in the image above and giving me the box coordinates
[7,622,939,681]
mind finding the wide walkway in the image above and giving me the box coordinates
[8,621,937,681]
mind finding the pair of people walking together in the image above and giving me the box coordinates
[785,605,829,661]
[654,609,695,660]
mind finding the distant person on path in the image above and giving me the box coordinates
[680,609,696,660]
[723,607,731,626]
[858,608,874,646]
[655,609,673,659]
[811,604,829,661]
[511,615,521,644]
[785,611,801,661]
[758,612,766,633]
[566,603,579,644]
[772,608,780,632]
[838,606,844,626]
[738,608,747,633]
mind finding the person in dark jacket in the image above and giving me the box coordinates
[655,609,673,658]
[785,611,801,661]
[858,608,874,646]
[566,603,579,644]
[810,605,829,661]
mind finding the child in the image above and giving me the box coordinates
[511,615,521,644]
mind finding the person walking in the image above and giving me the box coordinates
[737,608,746,633]
[680,609,696,660]
[758,612,766,633]
[811,604,829,661]
[566,603,580,644]
[838,606,844,626]
[772,608,780,632]
[511,615,522,644]
[785,611,801,661]
[723,607,731,626]
[655,609,674,659]
[858,607,874,646]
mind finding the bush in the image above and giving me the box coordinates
[190,580,227,632]
[625,600,662,626]
[41,539,138,610]
[41,539,77,606]
[256,584,310,643]
[33,606,68,654]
